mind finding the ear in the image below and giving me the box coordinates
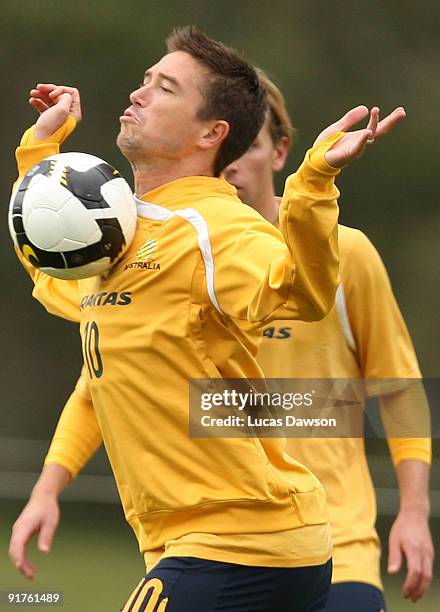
[198,120,230,151]
[272,136,290,172]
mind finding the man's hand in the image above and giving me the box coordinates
[9,464,70,580]
[314,105,406,168]
[29,84,82,141]
[387,509,434,602]
[9,492,60,580]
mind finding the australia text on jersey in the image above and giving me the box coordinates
[124,237,161,271]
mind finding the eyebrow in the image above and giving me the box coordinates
[143,70,181,89]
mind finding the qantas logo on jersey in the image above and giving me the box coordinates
[124,236,161,271]
[80,291,132,309]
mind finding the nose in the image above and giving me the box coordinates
[129,83,150,107]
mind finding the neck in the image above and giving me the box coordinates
[252,186,279,225]
[130,156,214,197]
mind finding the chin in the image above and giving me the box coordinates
[117,133,138,157]
[116,130,126,149]
[236,187,250,202]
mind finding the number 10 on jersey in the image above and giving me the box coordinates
[82,321,104,379]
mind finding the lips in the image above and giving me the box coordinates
[120,107,141,123]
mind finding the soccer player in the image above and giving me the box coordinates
[9,28,405,611]
[223,71,433,611]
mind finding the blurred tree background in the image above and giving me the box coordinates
[0,1,439,609]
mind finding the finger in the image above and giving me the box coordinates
[314,105,369,146]
[48,85,79,99]
[47,86,82,122]
[365,107,379,140]
[31,84,58,103]
[342,129,374,160]
[30,88,52,97]
[56,92,74,114]
[411,551,434,602]
[9,527,26,567]
[375,107,406,140]
[37,518,57,553]
[30,90,54,106]
[29,98,50,113]
[31,89,73,113]
[402,549,422,600]
[14,558,36,580]
[335,105,370,132]
[324,128,373,168]
[9,524,36,579]
[35,83,58,92]
[387,537,402,574]
[355,128,374,150]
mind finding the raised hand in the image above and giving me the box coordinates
[29,83,82,141]
[314,105,406,168]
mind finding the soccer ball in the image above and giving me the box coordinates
[9,152,137,280]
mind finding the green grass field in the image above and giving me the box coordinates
[0,500,142,611]
[1,500,438,611]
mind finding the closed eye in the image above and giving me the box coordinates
[139,82,172,93]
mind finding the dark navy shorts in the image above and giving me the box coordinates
[326,582,386,612]
[121,556,332,611]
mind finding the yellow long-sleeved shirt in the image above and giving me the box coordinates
[257,225,431,588]
[14,119,342,567]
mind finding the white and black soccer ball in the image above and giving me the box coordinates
[9,152,137,280]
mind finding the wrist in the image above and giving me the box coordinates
[398,502,430,519]
[31,463,71,499]
[21,116,77,147]
[310,132,345,173]
[33,126,54,141]
[31,482,60,500]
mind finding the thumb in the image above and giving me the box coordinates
[37,520,56,554]
[55,92,73,112]
[314,105,369,146]
[34,92,73,140]
[388,538,403,573]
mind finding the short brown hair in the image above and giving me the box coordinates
[256,68,295,150]
[166,26,267,176]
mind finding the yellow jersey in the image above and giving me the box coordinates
[13,119,343,568]
[257,224,431,588]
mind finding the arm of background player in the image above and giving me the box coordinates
[387,455,434,602]
[382,389,433,602]
[341,229,433,601]
[211,132,341,323]
[9,369,102,580]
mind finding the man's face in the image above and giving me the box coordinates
[223,116,281,205]
[117,51,209,163]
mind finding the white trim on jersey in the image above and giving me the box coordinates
[135,197,224,315]
[135,198,173,222]
[335,283,357,352]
